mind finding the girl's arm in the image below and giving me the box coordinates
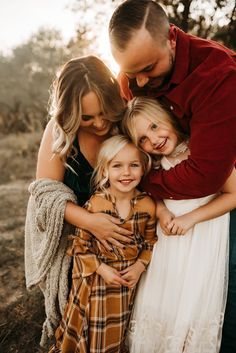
[167,167,236,235]
[121,197,158,288]
[36,120,132,248]
[96,263,129,287]
[71,202,129,287]
[136,198,158,267]
[156,200,175,234]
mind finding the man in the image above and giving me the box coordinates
[109,1,236,352]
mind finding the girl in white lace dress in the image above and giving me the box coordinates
[121,97,236,353]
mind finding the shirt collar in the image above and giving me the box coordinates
[170,25,190,85]
[125,25,191,95]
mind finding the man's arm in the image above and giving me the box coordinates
[166,167,236,235]
[143,70,236,200]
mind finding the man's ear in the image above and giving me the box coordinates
[169,26,177,49]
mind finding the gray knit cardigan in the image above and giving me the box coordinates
[24,178,77,346]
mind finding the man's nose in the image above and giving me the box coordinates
[136,74,149,87]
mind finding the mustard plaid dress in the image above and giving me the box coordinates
[49,191,157,353]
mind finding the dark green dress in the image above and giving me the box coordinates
[64,138,93,207]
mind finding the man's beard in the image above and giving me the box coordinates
[147,52,175,89]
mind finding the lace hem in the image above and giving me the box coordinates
[129,313,224,353]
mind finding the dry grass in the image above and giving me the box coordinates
[0,132,42,184]
[0,132,52,352]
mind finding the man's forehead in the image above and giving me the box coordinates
[111,28,166,73]
[112,46,157,74]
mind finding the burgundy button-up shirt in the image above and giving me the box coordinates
[118,26,236,200]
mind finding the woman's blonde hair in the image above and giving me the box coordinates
[49,55,125,164]
[92,135,151,195]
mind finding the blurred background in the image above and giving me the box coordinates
[0,0,235,352]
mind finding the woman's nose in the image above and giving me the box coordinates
[93,116,104,128]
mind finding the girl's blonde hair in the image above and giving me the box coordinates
[92,135,151,194]
[121,96,187,146]
[49,55,125,164]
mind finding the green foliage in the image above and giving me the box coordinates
[0,1,235,135]
[0,27,91,134]
[157,0,235,48]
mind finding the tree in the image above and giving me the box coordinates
[0,26,91,133]
[156,0,235,48]
[71,0,236,49]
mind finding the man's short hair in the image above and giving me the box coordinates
[109,0,169,51]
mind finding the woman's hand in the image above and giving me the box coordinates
[96,263,129,287]
[120,261,146,288]
[86,212,133,250]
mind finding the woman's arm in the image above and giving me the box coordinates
[65,201,132,249]
[36,120,132,247]
[167,167,236,235]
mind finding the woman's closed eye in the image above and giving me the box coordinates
[82,115,93,121]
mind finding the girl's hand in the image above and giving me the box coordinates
[167,213,196,235]
[87,213,133,250]
[158,208,175,235]
[120,261,146,288]
[96,263,129,287]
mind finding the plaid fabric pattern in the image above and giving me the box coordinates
[49,192,157,353]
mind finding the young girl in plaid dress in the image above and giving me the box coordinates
[49,135,157,353]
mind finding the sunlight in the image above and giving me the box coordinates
[96,22,120,76]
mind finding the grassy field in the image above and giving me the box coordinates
[0,132,51,352]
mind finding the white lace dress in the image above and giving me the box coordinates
[128,155,229,353]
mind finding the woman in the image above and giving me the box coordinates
[25,55,132,346]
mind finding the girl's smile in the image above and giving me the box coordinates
[134,115,178,156]
[108,143,143,197]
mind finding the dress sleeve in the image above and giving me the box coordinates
[143,69,236,200]
[137,198,158,267]
[69,200,101,278]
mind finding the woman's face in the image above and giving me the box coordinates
[134,114,178,156]
[80,91,112,136]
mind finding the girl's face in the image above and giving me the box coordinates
[80,91,112,136]
[134,114,179,156]
[108,144,143,196]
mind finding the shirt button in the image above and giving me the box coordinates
[170,105,174,111]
